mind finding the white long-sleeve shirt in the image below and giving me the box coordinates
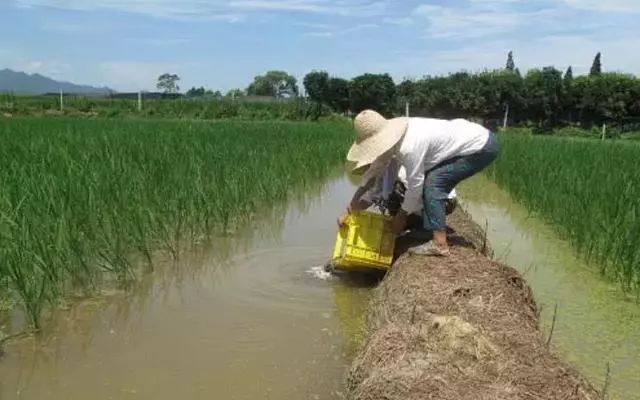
[361,118,489,214]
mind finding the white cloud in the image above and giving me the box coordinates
[383,16,413,26]
[41,21,97,33]
[294,22,336,30]
[15,0,389,19]
[303,23,378,38]
[127,37,194,46]
[23,60,44,72]
[413,3,555,39]
[15,0,244,21]
[229,0,327,13]
[305,31,335,37]
[0,49,71,78]
[382,34,640,79]
[229,0,388,16]
[563,0,640,12]
[98,61,197,91]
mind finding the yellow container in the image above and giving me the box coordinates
[331,211,395,270]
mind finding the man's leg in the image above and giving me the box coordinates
[415,136,499,255]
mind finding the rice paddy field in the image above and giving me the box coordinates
[0,117,351,328]
[0,94,320,120]
[488,133,640,293]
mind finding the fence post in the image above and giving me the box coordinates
[59,89,64,112]
[601,123,606,141]
[138,91,142,111]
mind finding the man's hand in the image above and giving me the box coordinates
[337,213,349,227]
[391,210,408,236]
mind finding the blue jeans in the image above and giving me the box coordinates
[422,132,499,231]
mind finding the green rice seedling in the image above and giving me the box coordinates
[0,117,351,327]
[2,95,323,121]
[488,134,640,293]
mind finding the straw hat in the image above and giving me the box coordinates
[347,110,408,171]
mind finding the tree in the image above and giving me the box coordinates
[226,88,245,98]
[157,73,180,94]
[590,52,602,76]
[574,73,637,125]
[327,77,350,114]
[247,70,298,97]
[348,73,396,116]
[303,71,330,118]
[506,51,515,72]
[564,66,573,82]
[303,71,330,103]
[524,67,563,128]
[186,86,206,97]
[562,66,575,122]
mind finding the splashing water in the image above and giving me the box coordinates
[307,265,333,281]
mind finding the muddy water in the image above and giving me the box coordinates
[0,176,375,400]
[460,175,640,400]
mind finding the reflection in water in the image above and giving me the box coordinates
[331,271,383,358]
[0,175,375,400]
[460,175,640,400]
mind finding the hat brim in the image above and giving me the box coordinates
[346,117,408,171]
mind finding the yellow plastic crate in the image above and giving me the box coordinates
[331,211,395,270]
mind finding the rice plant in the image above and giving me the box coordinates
[488,134,640,293]
[0,117,351,328]
[0,95,322,120]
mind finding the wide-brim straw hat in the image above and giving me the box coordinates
[347,110,409,171]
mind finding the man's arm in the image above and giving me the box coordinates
[349,178,375,212]
[400,143,428,216]
[391,142,428,235]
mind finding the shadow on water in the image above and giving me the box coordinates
[0,173,378,400]
[460,174,640,400]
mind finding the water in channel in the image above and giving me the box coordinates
[3,172,639,400]
[0,176,375,400]
[460,174,640,400]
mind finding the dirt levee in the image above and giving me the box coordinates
[347,209,599,400]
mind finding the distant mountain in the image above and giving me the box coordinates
[0,68,113,95]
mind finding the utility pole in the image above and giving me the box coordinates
[601,123,607,141]
[138,91,142,112]
[405,101,410,117]
[59,89,64,111]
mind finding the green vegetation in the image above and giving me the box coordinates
[299,52,640,130]
[247,70,299,97]
[0,94,320,120]
[5,52,640,132]
[0,118,351,327]
[397,69,640,129]
[497,126,640,140]
[489,133,640,292]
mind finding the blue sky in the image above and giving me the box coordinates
[1,0,639,92]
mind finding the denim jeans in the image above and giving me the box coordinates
[422,132,500,231]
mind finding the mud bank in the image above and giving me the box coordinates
[347,209,600,400]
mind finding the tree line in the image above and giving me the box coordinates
[160,52,640,129]
[304,52,640,129]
